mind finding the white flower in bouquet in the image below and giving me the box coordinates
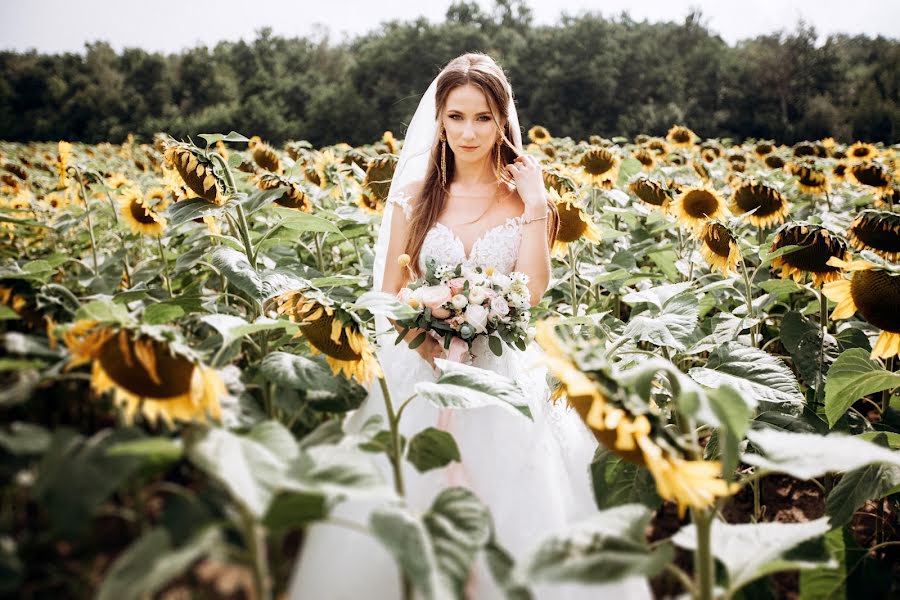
[451,293,469,310]
[434,264,454,281]
[491,272,512,292]
[468,285,488,306]
[508,291,530,309]
[490,295,510,318]
[464,303,489,334]
[511,271,529,286]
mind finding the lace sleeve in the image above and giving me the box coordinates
[386,190,413,220]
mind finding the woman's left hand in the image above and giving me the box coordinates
[506,154,547,217]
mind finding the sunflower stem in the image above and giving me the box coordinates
[752,474,762,522]
[314,232,326,274]
[816,288,828,406]
[240,505,273,600]
[103,190,120,225]
[69,166,99,275]
[156,235,173,298]
[234,203,257,270]
[738,253,758,348]
[568,243,578,313]
[692,507,715,600]
[883,356,895,414]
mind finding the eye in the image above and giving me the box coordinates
[449,115,462,120]
[478,116,491,122]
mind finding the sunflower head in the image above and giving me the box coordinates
[770,222,849,287]
[833,162,848,181]
[382,131,399,154]
[754,142,775,158]
[163,142,226,205]
[577,147,620,187]
[793,142,817,158]
[647,139,669,157]
[119,187,166,236]
[275,290,382,384]
[248,137,282,174]
[364,154,398,203]
[730,180,789,228]
[699,222,740,275]
[765,155,786,170]
[672,186,728,233]
[254,172,313,212]
[847,210,900,261]
[847,142,879,161]
[848,162,892,192]
[790,163,830,194]
[528,125,551,145]
[57,140,72,187]
[629,177,673,210]
[633,149,656,170]
[666,125,697,148]
[550,188,601,257]
[63,321,224,426]
[543,168,577,195]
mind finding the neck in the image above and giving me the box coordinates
[452,156,497,186]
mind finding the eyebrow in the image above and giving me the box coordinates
[447,109,493,116]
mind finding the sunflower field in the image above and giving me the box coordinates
[1,126,899,600]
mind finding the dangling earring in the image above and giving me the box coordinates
[440,129,447,188]
[495,141,502,179]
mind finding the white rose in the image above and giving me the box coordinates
[451,294,469,310]
[490,295,510,317]
[468,285,487,306]
[464,304,489,334]
[491,272,512,291]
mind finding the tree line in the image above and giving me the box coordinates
[1,0,897,146]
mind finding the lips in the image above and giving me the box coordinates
[460,145,479,151]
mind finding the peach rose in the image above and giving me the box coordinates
[414,284,452,318]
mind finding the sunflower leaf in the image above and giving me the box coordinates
[824,348,900,428]
[165,197,226,227]
[407,427,461,473]
[417,359,531,419]
[825,436,900,526]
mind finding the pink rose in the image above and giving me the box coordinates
[490,295,510,317]
[448,277,466,296]
[444,336,471,363]
[415,284,452,317]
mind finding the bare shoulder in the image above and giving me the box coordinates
[396,179,425,201]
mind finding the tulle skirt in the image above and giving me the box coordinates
[287,336,653,599]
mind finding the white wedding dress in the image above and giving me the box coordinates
[287,190,653,599]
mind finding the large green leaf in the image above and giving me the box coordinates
[209,246,307,301]
[621,292,699,351]
[273,207,343,234]
[590,446,661,510]
[825,434,900,526]
[415,359,531,419]
[259,351,333,391]
[0,422,51,455]
[743,428,900,479]
[407,427,461,473]
[96,527,221,600]
[673,517,833,593]
[166,197,226,227]
[284,444,391,501]
[370,507,448,600]
[350,290,418,320]
[824,348,900,427]
[689,342,804,410]
[200,314,296,350]
[520,504,673,584]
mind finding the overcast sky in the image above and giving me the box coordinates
[4,0,898,55]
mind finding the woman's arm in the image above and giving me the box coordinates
[507,155,552,306]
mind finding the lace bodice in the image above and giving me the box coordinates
[387,190,524,274]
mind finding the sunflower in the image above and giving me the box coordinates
[823,258,900,358]
[833,162,848,181]
[163,143,226,205]
[248,136,282,174]
[119,187,166,236]
[364,154,398,203]
[754,142,775,158]
[666,125,697,148]
[63,321,224,426]
[629,177,673,210]
[550,188,601,257]
[528,125,551,145]
[633,148,656,170]
[790,163,829,194]
[254,172,313,212]
[145,187,169,212]
[692,161,711,181]
[106,172,131,190]
[275,290,382,384]
[730,180,789,228]
[765,155,786,169]
[671,186,728,233]
[770,223,849,287]
[699,222,740,275]
[357,191,382,215]
[848,162,892,193]
[535,320,740,516]
[382,131,399,154]
[793,142,817,158]
[543,168,577,195]
[647,138,669,157]
[846,210,900,261]
[700,148,718,164]
[57,140,72,188]
[876,186,900,209]
[847,142,879,161]
[576,147,620,188]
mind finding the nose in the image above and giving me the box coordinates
[462,121,476,141]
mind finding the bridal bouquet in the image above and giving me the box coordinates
[394,256,533,362]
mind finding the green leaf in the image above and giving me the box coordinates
[0,305,19,320]
[416,359,531,419]
[75,299,134,325]
[590,446,662,510]
[106,437,183,466]
[689,342,804,410]
[743,428,900,479]
[799,527,868,600]
[351,290,417,320]
[621,292,698,351]
[407,427,461,473]
[209,246,306,301]
[370,507,447,599]
[259,351,332,391]
[488,335,503,357]
[673,517,833,593]
[201,314,296,350]
[706,385,754,476]
[166,197,226,227]
[825,434,900,526]
[264,491,327,531]
[97,527,221,600]
[855,430,900,449]
[283,444,391,501]
[521,504,673,584]
[143,302,185,325]
[0,422,51,455]
[824,348,900,427]
[273,208,343,234]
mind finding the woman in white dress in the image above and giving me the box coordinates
[289,53,652,600]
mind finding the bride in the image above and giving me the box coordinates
[288,53,652,599]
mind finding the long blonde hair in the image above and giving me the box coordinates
[405,53,558,275]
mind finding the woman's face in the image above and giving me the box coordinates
[441,83,503,169]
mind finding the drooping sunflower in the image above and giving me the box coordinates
[248,136,282,174]
[848,162,892,194]
[846,210,900,261]
[792,142,818,158]
[692,161,711,181]
[754,141,775,158]
[671,186,728,233]
[577,147,620,188]
[790,163,830,194]
[700,148,718,164]
[163,143,226,205]
[535,320,740,517]
[254,172,313,212]
[364,154,398,204]
[647,138,669,157]
[666,125,697,148]
[633,148,656,170]
[63,321,224,426]
[699,222,740,275]
[629,177,674,210]
[823,258,900,359]
[145,187,169,212]
[528,125,551,145]
[57,140,72,188]
[274,290,382,384]
[543,167,577,195]
[119,187,166,236]
[106,172,132,191]
[550,188,601,257]
[382,131,399,154]
[730,180,789,228]
[770,222,849,287]
[876,186,900,209]
[764,155,786,170]
[847,142,879,162]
